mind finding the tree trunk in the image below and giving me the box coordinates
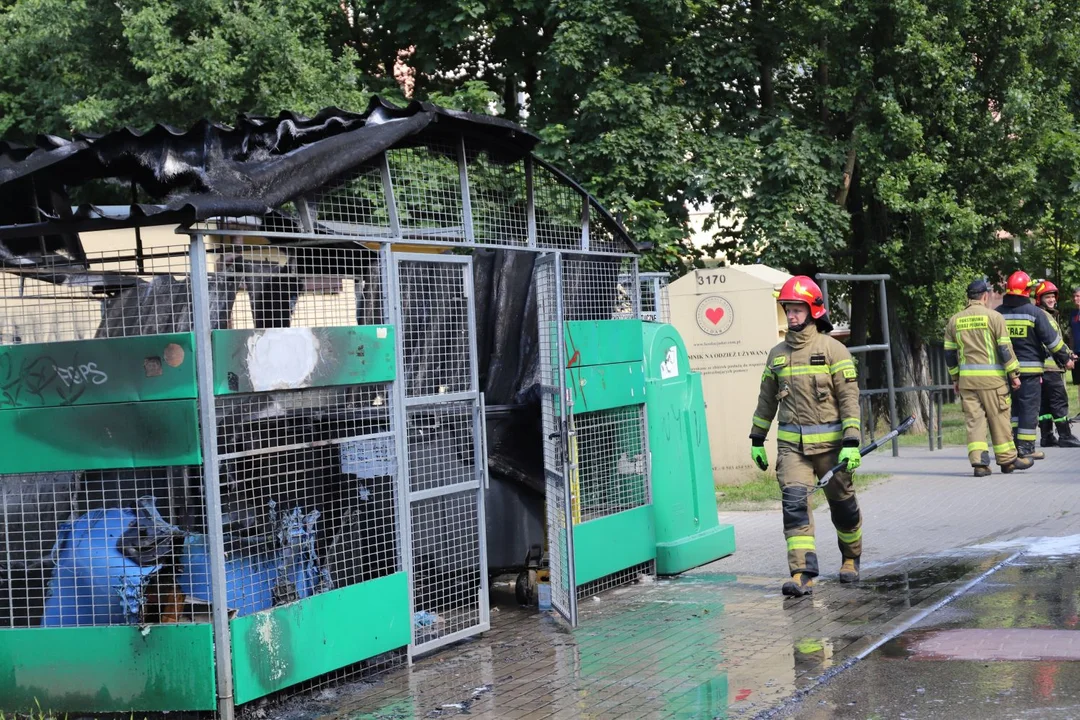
[751,0,774,112]
[889,288,930,433]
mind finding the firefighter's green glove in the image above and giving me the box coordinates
[751,445,769,472]
[839,447,861,472]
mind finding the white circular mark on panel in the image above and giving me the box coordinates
[247,328,320,391]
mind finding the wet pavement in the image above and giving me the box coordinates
[267,445,1080,719]
[781,555,1080,719]
[267,553,1010,720]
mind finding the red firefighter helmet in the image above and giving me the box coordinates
[1035,279,1058,303]
[1006,270,1033,296]
[778,276,827,319]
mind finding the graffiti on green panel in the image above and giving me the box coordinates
[0,624,216,712]
[231,571,410,704]
[0,333,196,410]
[212,325,396,395]
[0,399,201,473]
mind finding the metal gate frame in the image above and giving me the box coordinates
[389,252,490,656]
[535,253,579,626]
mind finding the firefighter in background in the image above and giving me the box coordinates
[944,278,1032,476]
[994,270,1073,460]
[1033,280,1080,447]
[748,276,862,598]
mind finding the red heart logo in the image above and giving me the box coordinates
[705,307,725,325]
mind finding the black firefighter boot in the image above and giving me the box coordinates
[1057,421,1080,448]
[1041,418,1058,448]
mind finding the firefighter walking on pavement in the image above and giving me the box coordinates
[748,276,862,598]
[994,270,1073,460]
[944,278,1032,476]
[1033,280,1080,447]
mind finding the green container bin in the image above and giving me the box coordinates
[641,323,735,574]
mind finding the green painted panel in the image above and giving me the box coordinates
[231,571,410,704]
[212,325,395,395]
[566,362,646,413]
[574,506,656,585]
[564,320,643,367]
[0,399,201,473]
[0,333,196,410]
[0,624,215,712]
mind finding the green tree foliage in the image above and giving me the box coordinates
[2,0,1079,331]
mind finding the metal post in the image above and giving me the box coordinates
[190,234,234,720]
[553,253,578,626]
[581,197,590,251]
[464,263,490,628]
[380,153,402,238]
[525,157,537,249]
[879,278,899,456]
[820,278,829,312]
[457,136,475,243]
[384,244,415,664]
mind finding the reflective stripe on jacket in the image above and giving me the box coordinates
[749,324,861,455]
[944,300,1019,390]
[995,295,1071,374]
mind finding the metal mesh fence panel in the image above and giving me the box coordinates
[562,256,638,321]
[203,243,383,330]
[203,243,399,619]
[308,163,394,237]
[407,403,477,494]
[574,405,649,523]
[534,255,576,623]
[0,246,213,630]
[533,166,584,251]
[386,144,465,236]
[394,255,487,651]
[0,246,193,344]
[0,467,209,628]
[410,489,482,644]
[637,272,671,323]
[577,560,655,601]
[588,210,630,254]
[465,143,529,247]
[398,261,472,399]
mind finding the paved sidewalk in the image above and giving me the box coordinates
[274,444,1080,720]
[709,443,1080,579]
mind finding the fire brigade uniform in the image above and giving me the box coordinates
[944,288,1023,471]
[1034,281,1080,447]
[749,276,862,597]
[995,271,1072,458]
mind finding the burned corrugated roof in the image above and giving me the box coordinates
[0,97,537,194]
[0,97,538,245]
[0,95,638,259]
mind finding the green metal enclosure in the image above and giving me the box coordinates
[0,101,680,717]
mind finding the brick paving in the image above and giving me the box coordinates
[285,444,1080,720]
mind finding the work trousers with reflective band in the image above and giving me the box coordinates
[1010,374,1043,443]
[1040,371,1070,433]
[961,386,1017,465]
[777,446,862,578]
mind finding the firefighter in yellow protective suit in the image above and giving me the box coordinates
[944,278,1033,475]
[748,276,862,597]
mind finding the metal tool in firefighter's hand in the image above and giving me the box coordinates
[815,414,917,489]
